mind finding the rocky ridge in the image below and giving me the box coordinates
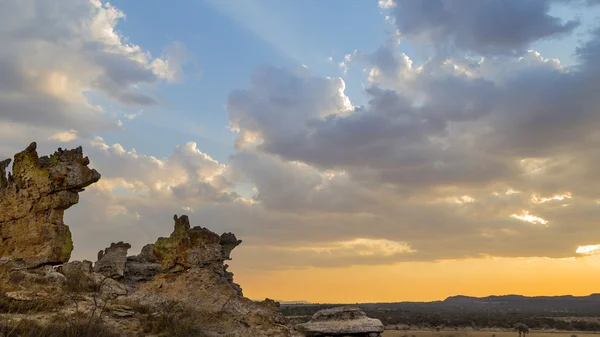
[0,143,302,337]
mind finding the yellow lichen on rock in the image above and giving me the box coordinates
[0,142,100,268]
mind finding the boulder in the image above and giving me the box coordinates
[124,244,161,285]
[45,271,67,285]
[0,143,100,268]
[94,241,131,279]
[296,306,384,337]
[88,272,128,299]
[57,260,94,275]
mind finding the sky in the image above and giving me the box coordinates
[2,0,600,303]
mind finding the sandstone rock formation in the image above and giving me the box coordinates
[95,241,131,279]
[57,259,94,275]
[296,306,384,337]
[130,214,299,336]
[123,244,161,287]
[0,143,100,269]
[0,143,303,336]
[152,214,242,272]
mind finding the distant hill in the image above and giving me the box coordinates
[433,294,600,313]
[277,300,312,305]
[444,294,600,303]
[281,294,600,331]
[282,294,600,315]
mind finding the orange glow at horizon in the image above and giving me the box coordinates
[230,255,600,304]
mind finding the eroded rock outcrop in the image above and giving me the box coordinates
[123,244,161,290]
[296,306,384,337]
[1,143,302,336]
[95,241,131,279]
[0,143,100,269]
[57,259,94,275]
[152,215,242,272]
[130,214,299,336]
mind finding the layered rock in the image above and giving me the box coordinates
[152,215,242,272]
[131,214,300,336]
[123,244,161,289]
[0,143,304,336]
[0,143,100,269]
[95,241,131,279]
[57,260,94,275]
[296,306,384,337]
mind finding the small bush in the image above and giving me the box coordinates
[115,298,152,315]
[62,269,96,293]
[7,272,26,284]
[139,300,205,337]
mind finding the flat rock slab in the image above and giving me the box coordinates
[297,306,384,337]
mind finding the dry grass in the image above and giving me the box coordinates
[0,284,68,314]
[0,317,121,337]
[138,300,205,337]
[114,298,153,315]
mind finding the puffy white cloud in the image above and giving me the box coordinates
[65,138,238,259]
[5,0,600,271]
[0,0,189,153]
[88,137,233,202]
[48,130,78,143]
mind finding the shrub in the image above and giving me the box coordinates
[7,272,26,284]
[139,300,205,337]
[115,298,152,315]
[62,269,96,294]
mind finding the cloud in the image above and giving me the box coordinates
[382,0,579,55]
[0,0,190,153]
[48,130,78,143]
[217,17,600,268]
[228,151,374,213]
[227,65,354,150]
[88,137,233,201]
[65,138,239,259]
[151,41,193,84]
[4,0,600,273]
[576,244,600,255]
[510,211,549,226]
